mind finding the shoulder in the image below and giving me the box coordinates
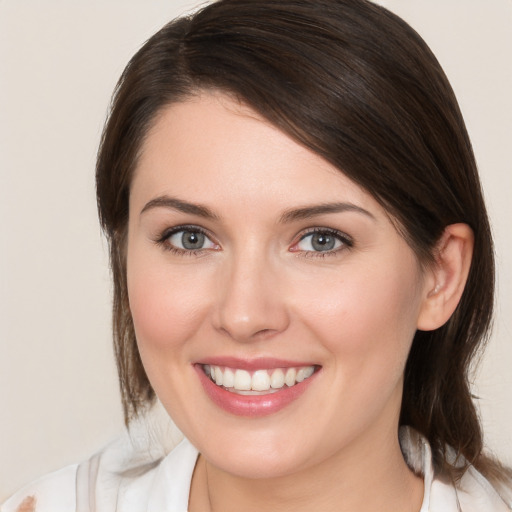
[400,426,512,511]
[2,406,195,512]
[1,464,78,512]
[1,438,198,512]
[456,465,512,512]
[428,466,512,512]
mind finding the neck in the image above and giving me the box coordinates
[189,423,424,512]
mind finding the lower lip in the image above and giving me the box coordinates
[195,365,318,417]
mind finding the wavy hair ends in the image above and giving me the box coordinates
[96,0,496,479]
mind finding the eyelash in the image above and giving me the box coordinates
[154,225,353,257]
[154,225,217,257]
[292,227,353,258]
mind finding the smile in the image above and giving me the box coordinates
[196,361,320,417]
[203,365,316,395]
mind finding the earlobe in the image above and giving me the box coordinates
[417,223,474,331]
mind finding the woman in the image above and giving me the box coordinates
[3,0,511,510]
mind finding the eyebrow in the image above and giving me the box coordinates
[140,195,219,220]
[279,202,375,223]
[140,196,374,223]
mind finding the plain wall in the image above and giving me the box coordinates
[1,0,511,501]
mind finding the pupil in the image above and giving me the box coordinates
[182,231,204,249]
[312,233,335,251]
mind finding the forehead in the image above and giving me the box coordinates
[131,92,377,216]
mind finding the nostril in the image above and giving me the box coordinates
[252,328,279,340]
[216,323,285,343]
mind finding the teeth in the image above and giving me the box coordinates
[223,367,235,388]
[296,366,314,382]
[203,364,316,393]
[234,369,252,390]
[270,369,285,389]
[252,370,271,391]
[285,368,296,387]
[214,366,223,386]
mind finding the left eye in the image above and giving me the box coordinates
[168,229,217,251]
[296,231,345,252]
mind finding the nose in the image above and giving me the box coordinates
[213,250,290,342]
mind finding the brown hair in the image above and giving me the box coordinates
[97,0,496,478]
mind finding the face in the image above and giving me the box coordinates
[127,92,431,479]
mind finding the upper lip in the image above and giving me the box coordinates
[196,356,318,371]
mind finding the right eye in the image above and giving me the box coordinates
[166,228,217,252]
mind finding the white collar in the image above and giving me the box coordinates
[399,426,511,512]
[147,438,198,512]
[111,426,511,511]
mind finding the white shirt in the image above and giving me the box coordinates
[3,426,511,512]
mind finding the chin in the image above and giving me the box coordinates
[191,425,317,479]
[207,449,305,480]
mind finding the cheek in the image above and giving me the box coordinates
[126,248,210,354]
[296,258,423,372]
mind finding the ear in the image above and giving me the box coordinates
[417,223,474,331]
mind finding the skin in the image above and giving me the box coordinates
[126,92,473,512]
[15,497,35,512]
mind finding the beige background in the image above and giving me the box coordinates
[0,0,511,501]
